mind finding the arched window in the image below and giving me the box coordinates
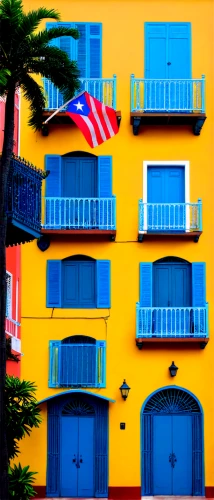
[47,255,110,309]
[49,336,106,388]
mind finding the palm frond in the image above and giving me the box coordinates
[17,8,60,38]
[30,26,79,50]
[0,0,23,26]
[20,73,46,130]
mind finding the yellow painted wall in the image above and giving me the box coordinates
[20,0,214,489]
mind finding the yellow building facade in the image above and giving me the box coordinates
[20,0,214,498]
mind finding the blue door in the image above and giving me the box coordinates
[153,415,192,495]
[147,166,185,231]
[62,157,97,227]
[153,261,191,335]
[145,23,191,111]
[61,416,94,497]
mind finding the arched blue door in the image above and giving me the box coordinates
[141,387,204,496]
[47,393,109,498]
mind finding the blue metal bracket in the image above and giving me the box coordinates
[193,117,206,136]
[132,117,141,135]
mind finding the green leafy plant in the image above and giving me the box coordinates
[8,464,37,499]
[5,375,42,460]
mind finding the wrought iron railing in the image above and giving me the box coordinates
[6,157,46,233]
[49,341,106,388]
[139,200,202,233]
[42,196,116,230]
[131,74,205,112]
[136,303,209,338]
[5,317,20,337]
[43,75,117,110]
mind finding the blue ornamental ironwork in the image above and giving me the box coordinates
[5,155,48,246]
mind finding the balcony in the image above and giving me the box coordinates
[42,76,121,132]
[138,200,202,242]
[5,317,21,354]
[6,156,47,246]
[136,303,209,349]
[41,196,116,241]
[130,75,206,135]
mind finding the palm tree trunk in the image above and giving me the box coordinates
[0,83,15,500]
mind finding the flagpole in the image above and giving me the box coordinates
[43,90,85,124]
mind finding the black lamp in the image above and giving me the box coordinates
[119,379,131,401]
[169,361,178,377]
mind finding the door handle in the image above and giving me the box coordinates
[80,455,83,464]
[72,455,76,463]
[167,62,171,65]
[169,452,177,468]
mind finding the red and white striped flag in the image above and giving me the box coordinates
[65,91,119,148]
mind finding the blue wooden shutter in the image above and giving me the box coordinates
[49,341,60,387]
[89,23,102,78]
[142,414,153,495]
[47,260,62,307]
[96,340,106,388]
[192,263,206,306]
[47,401,60,496]
[97,260,111,308]
[98,156,112,229]
[46,22,77,59]
[95,401,108,497]
[192,414,203,495]
[192,262,206,336]
[76,23,102,79]
[139,263,153,336]
[45,155,62,228]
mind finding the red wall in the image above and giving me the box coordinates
[0,94,21,377]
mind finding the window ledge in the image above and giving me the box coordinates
[130,112,206,136]
[136,337,209,350]
[138,231,202,243]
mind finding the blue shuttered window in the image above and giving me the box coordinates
[46,22,102,78]
[47,259,111,309]
[49,340,106,388]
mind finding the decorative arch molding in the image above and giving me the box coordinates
[47,391,111,497]
[62,151,97,158]
[154,256,191,264]
[141,386,204,496]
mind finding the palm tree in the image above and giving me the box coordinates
[0,1,80,497]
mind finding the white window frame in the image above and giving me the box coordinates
[6,271,13,319]
[142,160,190,232]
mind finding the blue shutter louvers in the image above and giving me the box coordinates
[192,262,206,335]
[138,263,153,336]
[98,156,113,229]
[47,260,62,307]
[97,260,111,308]
[49,340,106,388]
[45,155,62,229]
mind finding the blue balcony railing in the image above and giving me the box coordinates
[49,341,106,388]
[136,303,209,339]
[42,196,116,230]
[131,74,205,113]
[139,200,202,233]
[43,75,117,111]
[6,156,46,244]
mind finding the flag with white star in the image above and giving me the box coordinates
[66,91,118,148]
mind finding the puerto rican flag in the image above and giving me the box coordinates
[66,91,119,148]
